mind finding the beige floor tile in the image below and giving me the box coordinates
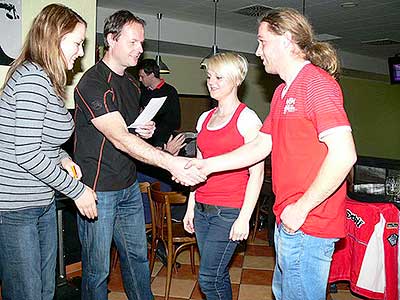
[238,284,273,300]
[151,276,196,298]
[247,237,269,246]
[229,267,242,284]
[242,256,275,270]
[151,261,164,277]
[176,249,200,265]
[108,292,127,300]
[330,290,366,300]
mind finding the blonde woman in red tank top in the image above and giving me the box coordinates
[183,52,264,300]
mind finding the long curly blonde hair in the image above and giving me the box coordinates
[260,8,340,79]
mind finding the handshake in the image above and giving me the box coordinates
[167,156,209,186]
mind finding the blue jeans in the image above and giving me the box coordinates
[78,181,153,300]
[0,201,57,300]
[194,202,240,300]
[272,223,338,300]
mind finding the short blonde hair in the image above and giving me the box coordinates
[203,52,248,85]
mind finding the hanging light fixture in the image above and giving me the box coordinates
[200,0,219,68]
[155,13,170,74]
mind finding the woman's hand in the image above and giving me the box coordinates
[183,206,195,234]
[61,158,82,180]
[229,217,250,241]
[75,186,98,219]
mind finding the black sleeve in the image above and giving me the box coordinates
[74,74,119,122]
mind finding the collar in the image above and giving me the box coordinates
[150,79,165,90]
[281,60,310,98]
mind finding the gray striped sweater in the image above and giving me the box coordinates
[0,61,85,211]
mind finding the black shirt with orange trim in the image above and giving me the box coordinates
[74,60,140,191]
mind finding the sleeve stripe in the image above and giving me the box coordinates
[75,87,96,119]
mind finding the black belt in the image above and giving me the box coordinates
[195,202,219,213]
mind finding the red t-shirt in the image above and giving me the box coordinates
[196,103,249,208]
[260,63,351,238]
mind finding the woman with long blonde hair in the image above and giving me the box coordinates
[0,4,97,299]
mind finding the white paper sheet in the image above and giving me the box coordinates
[128,96,167,128]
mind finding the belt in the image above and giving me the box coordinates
[195,202,219,213]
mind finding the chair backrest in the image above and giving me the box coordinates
[179,131,197,157]
[139,181,155,233]
[139,181,151,193]
[149,182,187,242]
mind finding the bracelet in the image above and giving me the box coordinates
[160,145,170,154]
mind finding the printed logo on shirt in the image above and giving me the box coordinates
[346,209,365,228]
[387,233,398,247]
[283,97,296,114]
[386,222,399,230]
[91,100,103,111]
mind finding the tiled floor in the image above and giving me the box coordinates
[106,229,367,300]
[0,228,368,300]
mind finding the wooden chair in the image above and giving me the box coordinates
[149,181,197,300]
[111,181,154,271]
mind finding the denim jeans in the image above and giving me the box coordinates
[0,201,57,300]
[272,223,338,300]
[78,181,153,300]
[194,202,240,300]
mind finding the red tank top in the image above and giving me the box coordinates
[195,103,249,208]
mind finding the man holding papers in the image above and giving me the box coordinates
[138,58,181,150]
[137,59,186,225]
[73,10,205,300]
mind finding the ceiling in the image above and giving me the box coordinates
[97,0,400,60]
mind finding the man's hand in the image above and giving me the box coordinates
[280,202,309,233]
[75,186,98,219]
[135,121,155,139]
[61,158,82,180]
[229,217,250,241]
[167,156,207,186]
[164,133,186,156]
[184,158,211,177]
[172,158,210,185]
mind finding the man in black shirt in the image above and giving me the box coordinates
[74,11,205,300]
[138,58,181,148]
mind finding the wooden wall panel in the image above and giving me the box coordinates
[178,95,215,132]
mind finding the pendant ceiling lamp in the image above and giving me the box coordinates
[200,0,219,68]
[155,13,170,74]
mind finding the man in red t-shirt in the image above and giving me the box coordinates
[186,7,356,300]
